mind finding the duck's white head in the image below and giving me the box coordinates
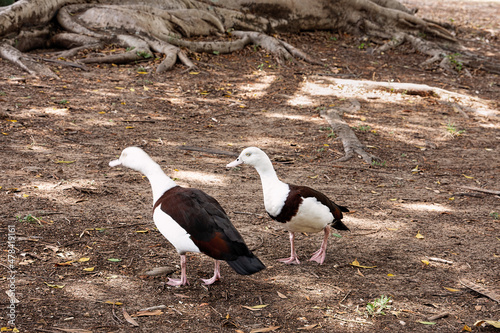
[109,146,155,172]
[226,147,271,169]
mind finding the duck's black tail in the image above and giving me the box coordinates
[332,219,350,231]
[226,254,265,275]
[338,204,349,213]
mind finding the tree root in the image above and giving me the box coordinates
[79,34,153,65]
[231,31,321,65]
[0,43,59,79]
[0,0,496,76]
[312,76,499,119]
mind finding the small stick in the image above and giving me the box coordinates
[350,228,380,236]
[232,211,266,218]
[139,305,167,312]
[331,314,373,325]
[428,312,449,321]
[461,186,500,196]
[339,290,351,306]
[177,145,238,156]
[121,120,157,123]
[111,305,123,324]
[427,257,453,264]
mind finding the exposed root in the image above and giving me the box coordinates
[166,34,250,54]
[49,33,105,58]
[231,31,320,65]
[0,0,495,76]
[79,35,153,64]
[312,76,499,119]
[0,43,58,79]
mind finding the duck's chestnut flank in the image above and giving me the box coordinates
[110,147,265,286]
[227,147,349,265]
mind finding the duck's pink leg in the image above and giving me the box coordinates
[309,226,330,265]
[278,232,300,265]
[167,254,189,286]
[201,260,221,285]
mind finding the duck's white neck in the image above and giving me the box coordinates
[138,162,177,204]
[252,159,289,213]
[253,158,280,184]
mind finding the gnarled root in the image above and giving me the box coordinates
[0,43,59,79]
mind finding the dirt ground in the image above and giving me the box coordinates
[1,0,499,332]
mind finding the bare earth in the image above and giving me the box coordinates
[1,1,499,332]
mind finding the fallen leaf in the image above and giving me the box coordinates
[462,174,474,179]
[107,258,122,262]
[350,258,376,269]
[242,304,269,311]
[415,231,424,239]
[54,329,92,333]
[249,326,281,333]
[83,267,95,272]
[298,323,319,330]
[132,309,163,317]
[331,233,342,238]
[104,301,123,305]
[44,282,64,288]
[277,291,287,299]
[444,287,460,292]
[421,260,430,266]
[56,260,75,266]
[78,257,90,262]
[135,230,149,233]
[474,320,500,328]
[462,324,472,332]
[55,160,75,164]
[122,308,139,327]
[418,321,436,325]
[387,274,395,277]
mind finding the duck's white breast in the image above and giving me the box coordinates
[285,197,333,233]
[153,205,200,255]
[263,182,290,217]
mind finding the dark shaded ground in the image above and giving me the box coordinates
[1,0,499,332]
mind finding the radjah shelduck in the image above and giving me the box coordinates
[109,147,265,286]
[227,147,349,265]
